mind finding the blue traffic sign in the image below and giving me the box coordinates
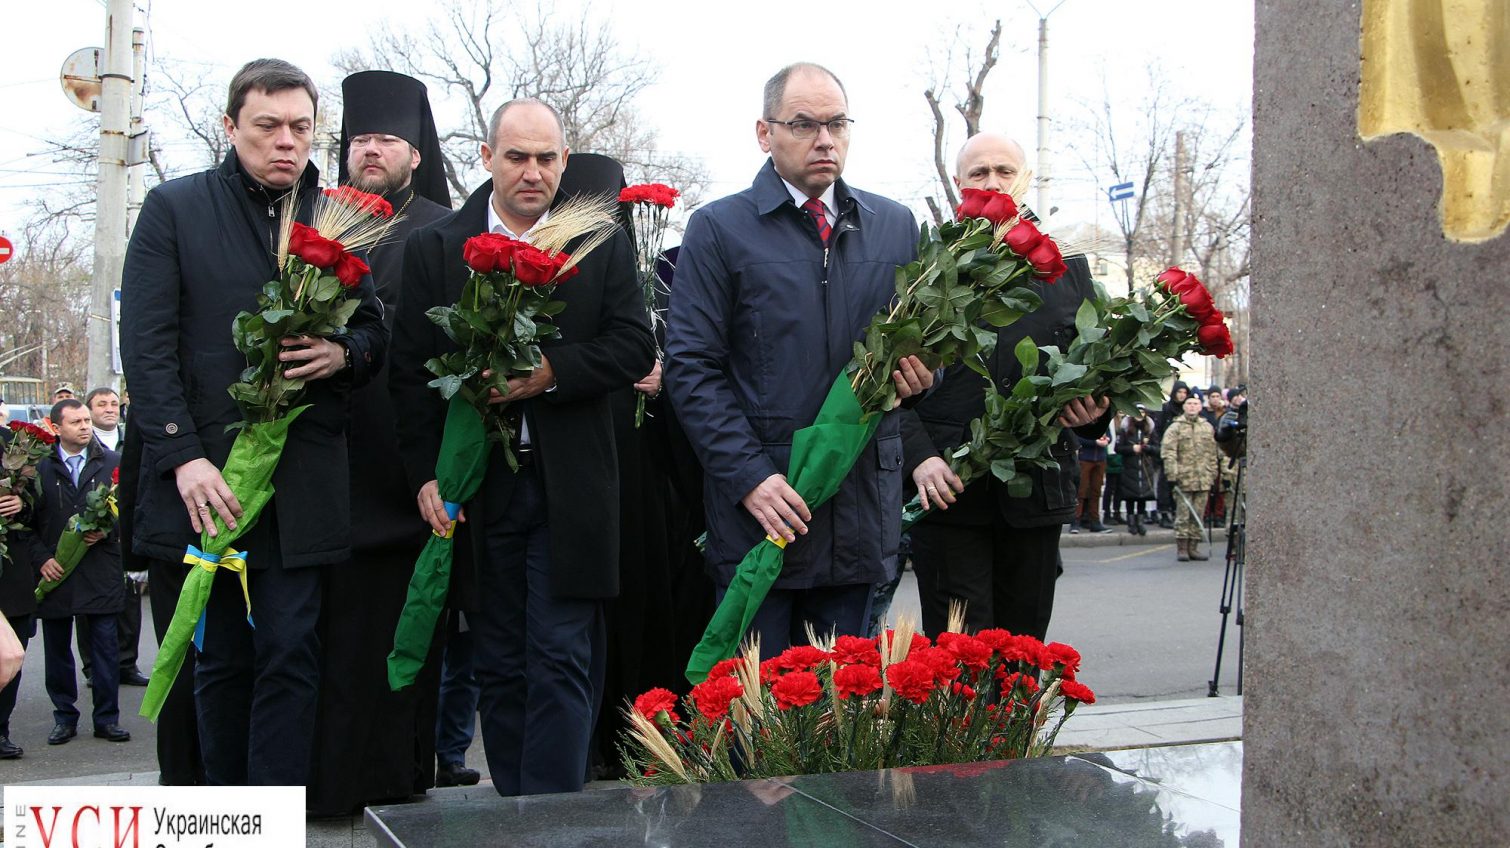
[1107,182,1135,202]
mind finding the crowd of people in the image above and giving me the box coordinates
[0,57,1242,814]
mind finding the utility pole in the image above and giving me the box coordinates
[126,27,147,234]
[1170,130,1187,268]
[88,0,133,391]
[1030,0,1067,219]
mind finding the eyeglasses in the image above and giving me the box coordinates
[764,118,855,140]
[349,134,407,149]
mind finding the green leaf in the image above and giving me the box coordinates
[1013,336,1039,375]
[262,309,294,323]
[990,459,1017,482]
[331,297,360,329]
[1074,298,1099,338]
[1051,362,1089,386]
[427,374,464,399]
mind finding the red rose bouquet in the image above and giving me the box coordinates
[386,196,621,691]
[906,266,1235,523]
[35,466,119,601]
[618,182,680,427]
[0,420,57,566]
[623,617,1094,784]
[143,185,402,720]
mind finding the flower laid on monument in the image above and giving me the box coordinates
[0,420,57,566]
[34,466,119,602]
[905,265,1235,525]
[622,618,1094,784]
[142,185,402,721]
[619,182,680,427]
[686,186,1063,683]
[385,195,621,692]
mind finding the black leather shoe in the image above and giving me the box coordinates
[120,669,151,687]
[435,763,480,787]
[0,736,22,759]
[47,724,77,745]
[93,724,131,742]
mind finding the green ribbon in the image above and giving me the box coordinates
[387,394,491,691]
[685,375,880,684]
[140,407,305,722]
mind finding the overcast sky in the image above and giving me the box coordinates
[0,0,1253,248]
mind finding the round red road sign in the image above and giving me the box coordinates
[0,236,13,264]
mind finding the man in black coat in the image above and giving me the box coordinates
[901,133,1113,641]
[0,428,38,758]
[120,59,386,787]
[391,98,654,796]
[20,400,129,744]
[307,70,453,817]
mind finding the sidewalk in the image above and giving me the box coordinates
[1060,522,1230,548]
[4,695,1244,847]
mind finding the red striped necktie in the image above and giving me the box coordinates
[802,197,831,245]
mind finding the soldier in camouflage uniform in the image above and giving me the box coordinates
[1161,395,1220,561]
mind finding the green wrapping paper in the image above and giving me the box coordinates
[685,375,881,684]
[33,520,91,602]
[139,407,306,721]
[387,394,491,691]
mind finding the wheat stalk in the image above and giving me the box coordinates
[529,193,620,268]
[946,599,968,634]
[625,708,690,782]
[313,192,408,253]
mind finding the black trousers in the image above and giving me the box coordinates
[474,465,603,797]
[0,615,33,736]
[77,576,144,676]
[42,614,118,729]
[150,558,204,784]
[195,556,322,786]
[909,521,1063,640]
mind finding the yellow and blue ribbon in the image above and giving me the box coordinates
[434,501,463,539]
[183,546,252,650]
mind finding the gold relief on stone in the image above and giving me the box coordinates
[1359,0,1510,242]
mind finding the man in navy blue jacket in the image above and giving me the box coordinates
[666,63,931,654]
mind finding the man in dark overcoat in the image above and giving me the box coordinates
[0,428,38,758]
[390,99,653,796]
[900,133,1113,641]
[307,70,453,817]
[21,400,129,744]
[120,58,386,787]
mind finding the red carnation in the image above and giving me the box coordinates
[775,645,829,672]
[950,681,977,700]
[974,628,1013,655]
[1198,321,1234,358]
[689,675,743,721]
[334,252,369,288]
[1060,679,1097,705]
[886,659,936,705]
[511,245,560,287]
[770,670,823,710]
[632,687,680,724]
[832,663,883,699]
[1039,642,1082,677]
[462,233,523,274]
[324,185,394,218]
[831,634,881,667]
[759,657,784,684]
[619,183,680,208]
[955,188,1017,225]
[937,632,992,672]
[999,634,1045,667]
[999,671,1040,697]
[909,646,962,685]
[708,657,746,679]
[288,222,346,270]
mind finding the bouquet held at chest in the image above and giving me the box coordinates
[686,186,1068,684]
[142,185,400,721]
[0,421,57,567]
[386,196,621,692]
[34,467,119,602]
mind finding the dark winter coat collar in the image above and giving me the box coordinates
[751,158,873,219]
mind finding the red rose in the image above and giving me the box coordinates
[770,670,822,710]
[10,421,56,445]
[632,687,680,723]
[334,252,369,288]
[324,185,394,218]
[708,657,746,679]
[936,632,992,672]
[955,188,1017,225]
[1177,284,1218,322]
[690,675,743,720]
[1198,321,1234,358]
[1060,679,1097,704]
[550,250,579,284]
[511,245,559,286]
[288,222,345,269]
[1039,641,1082,676]
[1004,220,1045,257]
[462,233,522,274]
[831,634,881,666]
[111,467,120,485]
[1025,238,1067,283]
[832,663,883,699]
[886,659,936,705]
[775,644,829,672]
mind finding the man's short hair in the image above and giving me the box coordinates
[762,63,847,119]
[50,398,85,424]
[226,58,319,125]
[486,98,566,148]
[85,387,118,407]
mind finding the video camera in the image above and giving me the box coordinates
[1214,399,1247,460]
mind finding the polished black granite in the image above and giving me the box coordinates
[366,742,1242,847]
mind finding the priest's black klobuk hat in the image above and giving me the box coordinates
[338,70,450,207]
[555,152,635,237]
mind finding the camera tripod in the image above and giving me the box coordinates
[1207,457,1245,697]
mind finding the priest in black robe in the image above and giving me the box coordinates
[307,70,454,817]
